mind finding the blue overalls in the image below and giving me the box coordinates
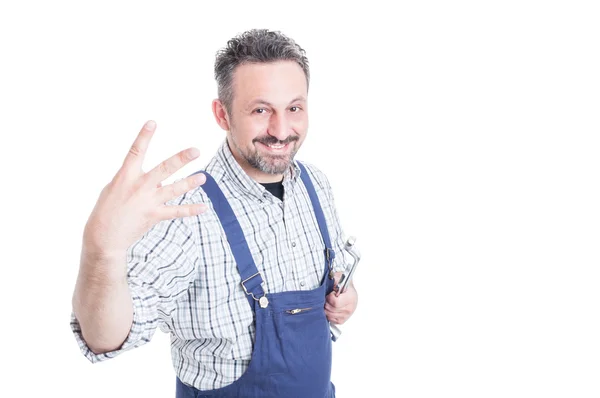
[176,162,337,398]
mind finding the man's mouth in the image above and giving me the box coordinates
[257,141,292,152]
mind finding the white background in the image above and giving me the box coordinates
[1,1,599,397]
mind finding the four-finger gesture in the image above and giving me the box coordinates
[83,121,208,257]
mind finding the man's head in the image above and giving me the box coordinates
[212,29,310,183]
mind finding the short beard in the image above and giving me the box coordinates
[233,134,299,175]
[246,152,292,175]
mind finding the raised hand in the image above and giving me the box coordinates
[83,120,208,257]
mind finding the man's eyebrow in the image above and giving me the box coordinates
[288,96,307,104]
[246,99,274,110]
[245,96,307,110]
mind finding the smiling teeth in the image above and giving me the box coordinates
[269,144,285,149]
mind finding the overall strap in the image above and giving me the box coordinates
[196,171,266,309]
[296,162,336,280]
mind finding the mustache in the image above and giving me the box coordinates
[253,135,299,146]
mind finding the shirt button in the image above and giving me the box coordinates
[291,242,296,247]
[300,281,305,287]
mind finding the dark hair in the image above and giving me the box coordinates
[214,29,310,113]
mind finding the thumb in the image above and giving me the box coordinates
[332,271,344,296]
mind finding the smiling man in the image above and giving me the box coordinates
[71,29,358,398]
[215,59,307,181]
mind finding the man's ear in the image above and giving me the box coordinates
[212,99,231,131]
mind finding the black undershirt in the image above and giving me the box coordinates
[260,180,284,201]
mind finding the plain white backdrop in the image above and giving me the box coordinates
[1,1,599,397]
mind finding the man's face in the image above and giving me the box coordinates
[226,61,308,179]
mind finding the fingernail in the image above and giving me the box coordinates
[195,204,208,214]
[188,148,200,159]
[145,120,156,129]
[195,173,206,184]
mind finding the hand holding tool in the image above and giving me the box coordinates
[330,236,361,341]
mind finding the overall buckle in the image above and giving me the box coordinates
[325,248,336,279]
[241,272,269,308]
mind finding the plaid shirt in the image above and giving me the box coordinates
[71,141,349,390]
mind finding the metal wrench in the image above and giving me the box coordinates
[330,236,361,341]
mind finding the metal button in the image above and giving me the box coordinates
[259,296,269,308]
[291,242,296,247]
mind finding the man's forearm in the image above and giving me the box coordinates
[72,251,133,354]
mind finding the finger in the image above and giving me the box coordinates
[326,292,347,307]
[325,302,348,313]
[158,173,206,204]
[325,303,346,313]
[327,297,352,311]
[325,310,337,323]
[326,293,338,307]
[325,311,343,325]
[333,272,343,285]
[144,147,200,187]
[332,272,344,295]
[122,120,156,172]
[158,203,208,221]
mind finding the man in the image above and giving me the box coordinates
[71,29,358,398]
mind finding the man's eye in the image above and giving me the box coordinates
[255,108,266,114]
[290,106,300,112]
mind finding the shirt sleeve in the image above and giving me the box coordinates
[70,192,201,363]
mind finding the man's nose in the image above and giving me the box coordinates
[267,114,290,141]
